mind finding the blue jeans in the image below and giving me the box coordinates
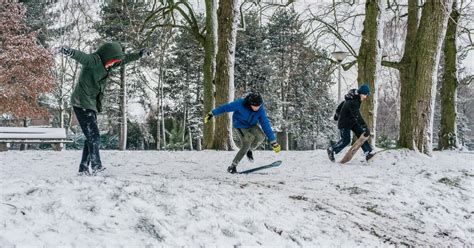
[74,107,102,171]
[331,125,372,154]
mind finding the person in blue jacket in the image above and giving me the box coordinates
[204,92,281,174]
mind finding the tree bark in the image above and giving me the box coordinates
[410,0,452,154]
[161,71,166,148]
[213,0,238,150]
[119,46,127,151]
[439,0,459,150]
[357,0,384,144]
[398,0,420,149]
[203,0,218,149]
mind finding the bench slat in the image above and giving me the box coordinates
[0,139,72,143]
[0,127,67,139]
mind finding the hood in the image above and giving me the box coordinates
[96,42,124,64]
[344,89,359,101]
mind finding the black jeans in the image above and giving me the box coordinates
[331,125,372,154]
[73,107,102,171]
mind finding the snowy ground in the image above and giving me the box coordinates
[0,149,472,247]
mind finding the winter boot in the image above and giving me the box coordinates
[365,151,376,162]
[246,150,254,163]
[78,164,90,176]
[227,164,237,174]
[327,147,335,162]
[91,165,106,176]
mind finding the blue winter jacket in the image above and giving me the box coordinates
[211,98,276,142]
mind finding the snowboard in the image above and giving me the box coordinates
[339,134,369,164]
[239,160,283,174]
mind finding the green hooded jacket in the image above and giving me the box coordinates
[70,42,141,112]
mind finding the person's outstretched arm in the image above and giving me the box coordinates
[212,100,241,116]
[58,46,101,68]
[123,48,151,64]
[123,53,141,64]
[204,100,241,123]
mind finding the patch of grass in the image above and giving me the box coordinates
[135,217,165,242]
[289,195,308,201]
[364,204,383,216]
[438,177,461,188]
[336,185,369,195]
[461,169,474,177]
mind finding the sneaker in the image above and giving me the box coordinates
[246,150,254,162]
[227,165,237,174]
[77,171,91,176]
[78,164,90,176]
[365,151,376,162]
[327,147,335,162]
[91,166,106,176]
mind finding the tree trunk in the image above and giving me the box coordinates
[156,92,161,150]
[398,0,420,149]
[59,90,64,128]
[214,0,237,150]
[357,0,384,144]
[182,105,187,147]
[119,47,127,151]
[203,0,218,149]
[20,118,28,151]
[410,0,452,154]
[438,0,459,150]
[161,73,166,148]
[188,126,193,150]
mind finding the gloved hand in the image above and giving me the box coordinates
[333,113,339,121]
[204,112,213,124]
[271,141,281,153]
[57,46,74,57]
[363,128,371,137]
[139,48,151,58]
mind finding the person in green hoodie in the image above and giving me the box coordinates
[57,42,151,175]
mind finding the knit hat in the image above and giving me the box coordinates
[244,92,263,106]
[358,84,370,96]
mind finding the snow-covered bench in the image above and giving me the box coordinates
[0,127,71,151]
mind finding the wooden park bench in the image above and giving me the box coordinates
[0,127,71,151]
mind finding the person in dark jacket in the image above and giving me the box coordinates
[57,42,151,175]
[204,92,281,174]
[327,84,375,162]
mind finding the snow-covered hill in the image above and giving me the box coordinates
[0,150,472,246]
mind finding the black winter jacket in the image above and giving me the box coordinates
[334,89,367,129]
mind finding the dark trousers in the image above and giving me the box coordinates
[74,107,102,171]
[331,125,372,154]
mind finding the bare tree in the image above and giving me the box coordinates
[357,0,385,144]
[213,0,238,150]
[439,0,460,150]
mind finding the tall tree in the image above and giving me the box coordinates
[202,0,218,149]
[0,2,53,121]
[438,0,460,150]
[409,0,452,154]
[382,0,453,154]
[162,28,204,150]
[235,12,271,94]
[97,0,149,150]
[398,0,422,149]
[267,8,306,150]
[213,0,238,150]
[357,0,384,144]
[143,0,217,149]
